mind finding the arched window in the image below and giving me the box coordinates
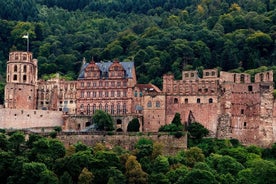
[111,104,114,114]
[240,74,245,83]
[92,104,96,113]
[147,101,152,107]
[197,98,201,103]
[123,103,127,114]
[23,65,27,73]
[209,98,213,103]
[14,65,18,72]
[23,75,27,82]
[105,104,108,112]
[156,101,160,107]
[185,98,188,104]
[87,104,90,115]
[174,98,178,104]
[13,74,17,81]
[117,103,120,114]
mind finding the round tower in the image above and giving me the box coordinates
[4,51,38,109]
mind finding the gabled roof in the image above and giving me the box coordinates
[78,61,134,79]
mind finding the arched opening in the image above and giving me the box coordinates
[85,122,91,127]
[117,119,122,125]
[174,98,178,104]
[14,65,18,72]
[116,128,123,132]
[209,98,213,103]
[240,74,245,83]
[23,75,27,82]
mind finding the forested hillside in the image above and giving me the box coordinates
[1,131,276,184]
[0,0,276,103]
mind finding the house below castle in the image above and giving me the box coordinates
[1,51,276,147]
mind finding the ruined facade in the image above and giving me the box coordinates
[2,51,276,146]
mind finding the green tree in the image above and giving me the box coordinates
[78,167,94,184]
[8,131,25,154]
[59,171,73,184]
[185,147,205,167]
[188,122,209,140]
[92,110,114,131]
[125,155,148,184]
[177,169,218,184]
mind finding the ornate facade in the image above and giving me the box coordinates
[3,51,276,146]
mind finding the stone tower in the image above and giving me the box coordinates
[4,51,38,109]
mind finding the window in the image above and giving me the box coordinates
[123,103,126,114]
[244,122,247,127]
[87,82,91,87]
[14,65,18,72]
[156,101,160,107]
[147,101,152,107]
[99,104,102,110]
[23,75,27,82]
[209,98,213,103]
[93,82,96,87]
[134,91,138,97]
[123,81,127,87]
[93,92,96,97]
[105,104,108,112]
[241,109,244,114]
[81,91,84,98]
[13,74,17,81]
[185,98,188,104]
[248,85,253,92]
[111,82,115,87]
[206,72,209,76]
[23,65,27,72]
[117,103,120,114]
[111,91,115,97]
[197,98,201,103]
[93,104,96,113]
[211,71,215,76]
[260,73,264,82]
[99,81,103,87]
[81,82,84,87]
[117,82,121,87]
[87,92,90,98]
[140,92,143,97]
[87,104,90,114]
[111,104,114,114]
[174,98,178,104]
[80,104,84,109]
[191,73,194,77]
[105,82,109,87]
[117,91,120,97]
[240,74,245,83]
[99,91,102,97]
[123,91,127,97]
[105,91,109,97]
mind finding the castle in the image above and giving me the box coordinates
[1,51,276,147]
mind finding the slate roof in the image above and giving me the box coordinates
[78,61,134,79]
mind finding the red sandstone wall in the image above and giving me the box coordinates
[0,109,63,129]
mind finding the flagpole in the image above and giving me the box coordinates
[22,33,29,52]
[27,33,29,52]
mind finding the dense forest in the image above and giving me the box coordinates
[1,129,276,184]
[0,0,276,103]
